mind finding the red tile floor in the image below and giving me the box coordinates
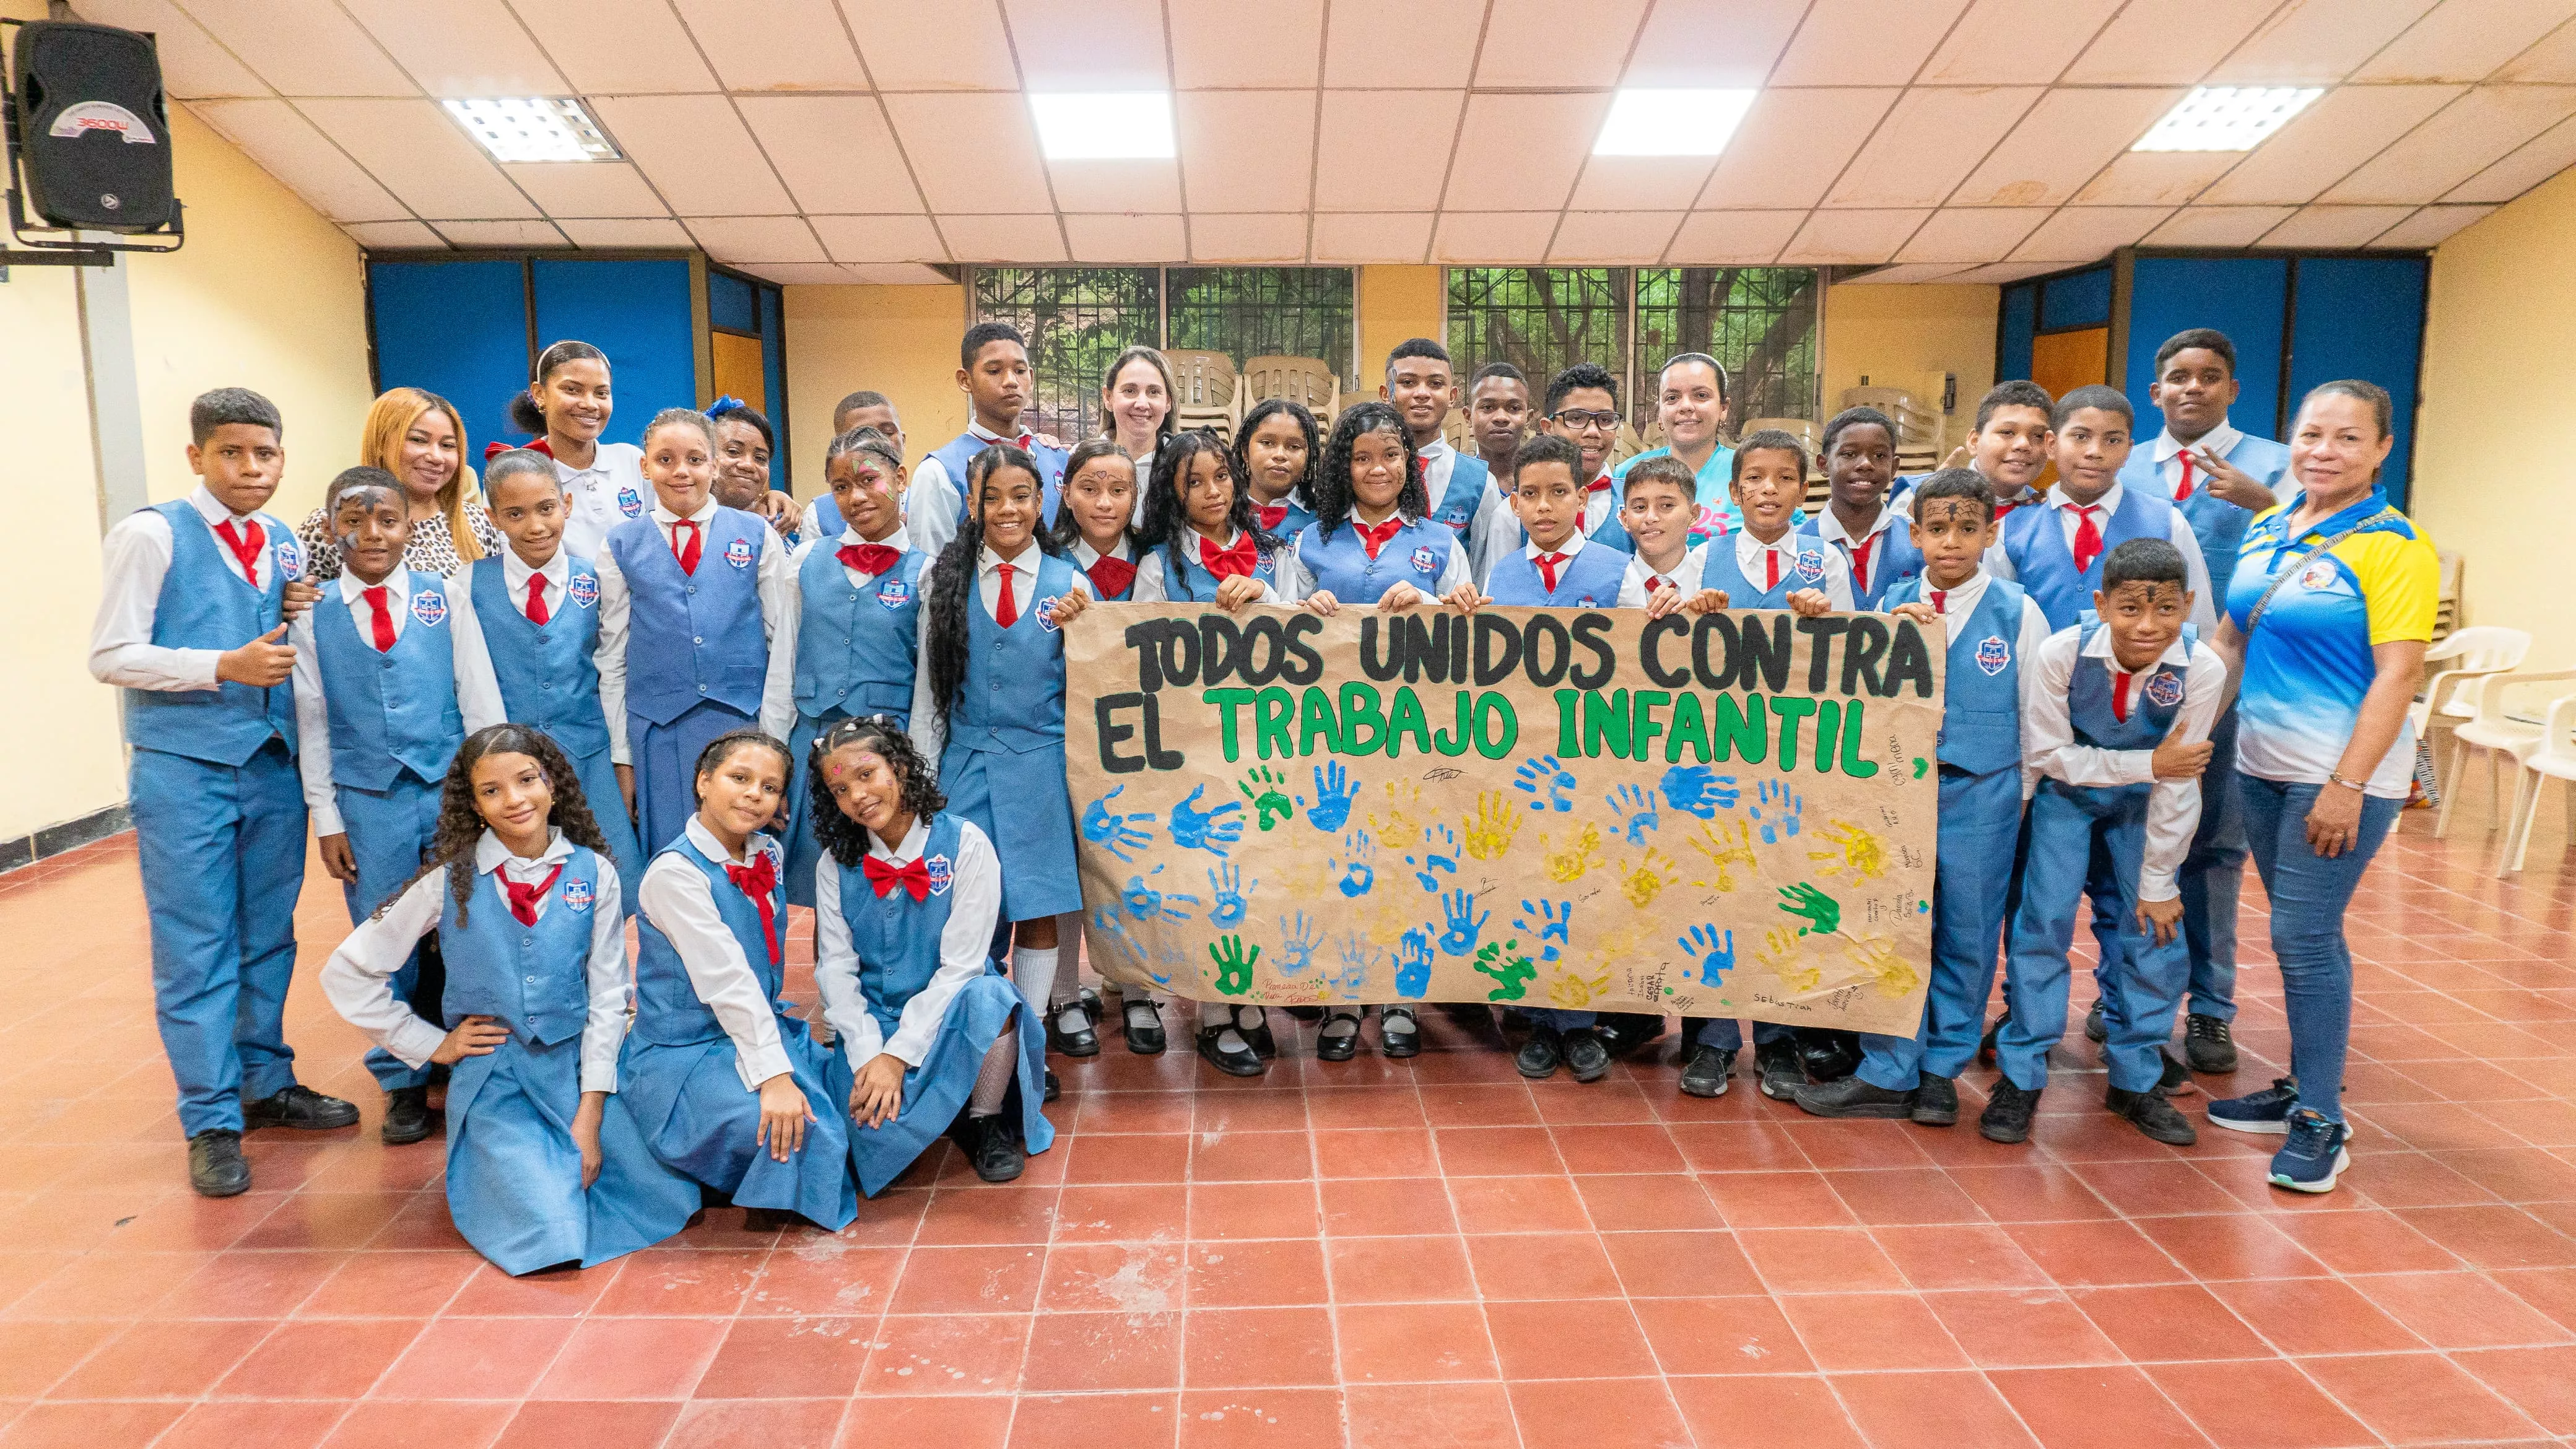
[5,803,2576,1448]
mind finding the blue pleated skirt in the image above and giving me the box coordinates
[847,973,1054,1196]
[630,700,755,858]
[611,1007,858,1232]
[939,742,1082,921]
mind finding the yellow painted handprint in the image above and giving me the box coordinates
[1546,964,1612,1008]
[1806,820,1889,881]
[1462,790,1521,861]
[1844,934,1920,998]
[1541,822,1604,883]
[1687,819,1760,893]
[1370,779,1424,845]
[1759,923,1821,992]
[1616,848,1678,907]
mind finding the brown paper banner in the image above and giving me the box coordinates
[1063,604,1945,1035]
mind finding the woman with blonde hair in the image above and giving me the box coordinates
[297,387,501,580]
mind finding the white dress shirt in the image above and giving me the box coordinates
[2146,420,2242,500]
[1986,481,2219,635]
[2022,624,2224,900]
[906,420,1029,562]
[445,546,611,737]
[1901,569,2056,785]
[1615,543,1708,608]
[771,518,912,702]
[90,484,276,692]
[592,495,800,764]
[292,569,455,837]
[1131,529,1282,606]
[552,442,650,563]
[1272,513,1475,604]
[1073,536,1134,573]
[1734,528,1856,611]
[1809,503,1907,598]
[635,817,798,1090]
[812,815,1004,1069]
[320,828,629,1092]
[907,543,1094,764]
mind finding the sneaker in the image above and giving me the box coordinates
[1794,1075,1914,1120]
[2208,1077,2300,1136]
[244,1084,360,1131]
[1516,1026,1564,1080]
[1754,1039,1806,1101]
[187,1129,250,1197]
[380,1086,434,1146]
[1980,1078,2041,1144]
[2185,1014,2239,1073]
[1796,1029,1863,1083]
[1562,1028,1612,1083]
[1677,1044,1733,1099]
[2269,1110,2352,1194]
[2107,1085,2198,1146]
[1912,1073,1960,1127]
[2083,998,2108,1043]
[2157,1049,2198,1098]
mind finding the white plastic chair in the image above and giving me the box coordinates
[2503,691,2576,873]
[2411,625,2530,739]
[2440,669,2576,841]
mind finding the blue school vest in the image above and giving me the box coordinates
[124,499,300,765]
[437,846,601,1046]
[632,832,786,1047]
[1157,534,1279,603]
[1299,518,1456,604]
[1700,536,1829,611]
[1258,501,1315,544]
[947,550,1077,756]
[793,543,925,724]
[833,812,995,1038]
[1798,513,1923,611]
[1884,575,2027,778]
[314,572,466,791]
[1485,541,1632,609]
[928,432,1065,531]
[2058,617,2188,809]
[467,555,610,759]
[2115,433,2292,600]
[1999,488,2177,631]
[604,508,770,726]
[1426,453,1489,534]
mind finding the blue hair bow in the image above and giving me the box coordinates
[706,394,747,419]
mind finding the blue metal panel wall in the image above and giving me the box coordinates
[1999,282,2037,384]
[2288,256,2429,509]
[2124,256,2290,444]
[367,259,531,448]
[530,259,698,447]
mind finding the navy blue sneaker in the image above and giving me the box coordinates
[2207,1076,2300,1136]
[2269,1110,2352,1194]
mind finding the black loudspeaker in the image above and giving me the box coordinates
[7,19,174,233]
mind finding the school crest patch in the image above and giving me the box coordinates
[272,534,304,583]
[1409,544,1439,575]
[616,485,645,518]
[409,589,448,628]
[2299,559,2341,591]
[924,854,954,897]
[2143,671,2186,710]
[1793,549,1826,585]
[1975,635,2011,676]
[875,577,913,609]
[724,536,754,569]
[568,573,599,608]
[1036,595,1061,633]
[561,877,594,913]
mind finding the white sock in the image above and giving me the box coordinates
[1049,942,1084,1006]
[1012,945,1058,1021]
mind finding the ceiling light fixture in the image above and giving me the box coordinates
[443,98,621,163]
[1593,88,1757,157]
[2131,85,2323,152]
[1028,92,1176,160]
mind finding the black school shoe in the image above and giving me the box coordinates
[1315,1013,1362,1062]
[245,1084,360,1131]
[1379,1006,1422,1058]
[1563,1028,1612,1083]
[1047,1000,1100,1058]
[1912,1073,1960,1126]
[2185,1014,2239,1073]
[381,1086,434,1145]
[1678,1045,1734,1099]
[1196,1025,1265,1077]
[1234,1007,1278,1060]
[2108,1085,2198,1146]
[1754,1038,1806,1101]
[1123,1001,1166,1055]
[1593,1013,1666,1060]
[1977,1014,2007,1068]
[962,1113,1026,1183]
[1980,1078,2041,1144]
[2084,998,2108,1043]
[1043,1069,1061,1103]
[1516,1025,1565,1079]
[1793,1075,1913,1119]
[1796,1029,1863,1084]
[2157,1048,2198,1098]
[188,1129,250,1197]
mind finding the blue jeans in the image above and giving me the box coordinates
[2178,706,2249,1020]
[2238,773,2400,1125]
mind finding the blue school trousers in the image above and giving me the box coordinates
[1857,764,2022,1090]
[1996,782,2191,1094]
[2239,774,2398,1126]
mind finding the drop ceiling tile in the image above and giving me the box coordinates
[1569,157,1725,211]
[2073,150,2245,206]
[1047,160,1183,212]
[2196,84,2465,204]
[1664,208,1804,262]
[184,0,416,96]
[881,94,1052,212]
[344,220,447,248]
[2447,111,2576,199]
[1323,0,1486,87]
[1168,0,1325,87]
[1843,263,1977,283]
[1624,0,1808,86]
[2258,204,2417,246]
[1310,212,1435,263]
[1783,208,1930,263]
[938,213,1068,262]
[847,263,955,284]
[340,0,566,97]
[838,0,1019,89]
[2007,205,2171,261]
[2355,0,2576,82]
[1943,259,2065,282]
[2370,202,2499,245]
[1431,212,1559,263]
[188,98,411,220]
[2143,204,2296,245]
[2323,85,2576,202]
[670,0,868,89]
[557,217,695,247]
[1949,88,2181,206]
[1894,207,2050,263]
[499,162,668,218]
[686,215,828,263]
[810,214,948,262]
[1444,93,1612,212]
[1769,0,1971,86]
[298,97,537,217]
[1063,214,1187,262]
[1178,92,1316,212]
[71,0,271,97]
[585,96,793,215]
[1548,212,1686,263]
[1918,0,2125,84]
[1188,214,1310,262]
[738,97,925,215]
[1475,0,1647,87]
[2061,0,2281,83]
[1700,88,1899,209]
[2496,16,2576,80]
[2211,0,2440,84]
[435,219,568,246]
[1313,92,1466,211]
[742,263,859,285]
[1003,0,1168,89]
[1824,87,2042,207]
[505,0,718,92]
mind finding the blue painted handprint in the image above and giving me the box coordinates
[1516,897,1575,948]
[1122,864,1201,923]
[1406,824,1461,891]
[1513,754,1578,812]
[1395,926,1435,998]
[1437,887,1488,957]
[1081,785,1156,862]
[1606,783,1661,845]
[1660,764,1742,820]
[1331,934,1379,999]
[1752,780,1804,843]
[1169,783,1246,855]
[1679,925,1736,986]
[1276,911,1319,977]
[1089,902,1144,969]
[1305,760,1362,832]
[1332,829,1376,897]
[1206,863,1253,928]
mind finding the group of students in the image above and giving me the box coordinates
[90,315,2434,1281]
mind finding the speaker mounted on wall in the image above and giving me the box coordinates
[2,17,185,263]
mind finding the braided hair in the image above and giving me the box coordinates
[923,443,1067,738]
[691,728,793,804]
[1312,400,1424,540]
[806,715,948,868]
[377,724,613,927]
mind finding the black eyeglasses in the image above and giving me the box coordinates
[1551,409,1621,430]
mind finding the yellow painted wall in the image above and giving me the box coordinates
[780,282,965,508]
[2414,168,2576,666]
[1359,264,1446,381]
[1821,282,1999,451]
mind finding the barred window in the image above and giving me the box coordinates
[1445,268,1632,396]
[1167,267,1355,388]
[1635,268,1821,431]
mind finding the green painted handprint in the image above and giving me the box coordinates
[1208,934,1260,996]
[1237,766,1295,831]
[1473,938,1535,1001]
[1776,881,1841,936]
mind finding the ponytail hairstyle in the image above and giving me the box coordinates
[1233,397,1321,512]
[642,406,718,455]
[381,724,611,927]
[923,443,1061,738]
[482,447,561,505]
[1312,400,1424,539]
[691,728,793,806]
[806,714,948,868]
[1043,435,1140,552]
[510,339,609,436]
[1142,429,1268,593]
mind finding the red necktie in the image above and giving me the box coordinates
[362,586,397,652]
[504,864,564,926]
[671,519,702,575]
[1257,503,1288,533]
[862,853,932,902]
[839,542,900,577]
[1849,535,1877,593]
[1930,589,1947,615]
[723,853,782,966]
[1534,551,1568,591]
[2111,670,2133,723]
[992,562,1019,628]
[1356,516,1405,560]
[1201,532,1258,581]
[1586,474,1613,494]
[523,573,549,625]
[1645,575,1672,596]
[2066,505,2104,573]
[1765,548,1780,591]
[1087,554,1136,599]
[212,518,265,582]
[2174,452,2196,504]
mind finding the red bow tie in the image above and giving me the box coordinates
[1256,503,1289,533]
[983,431,1034,452]
[1355,516,1405,560]
[503,864,564,926]
[838,542,900,577]
[722,853,782,965]
[862,853,933,902]
[1201,531,1258,580]
[1086,554,1136,599]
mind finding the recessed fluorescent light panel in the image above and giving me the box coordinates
[2132,86,2323,152]
[1593,89,1757,157]
[443,98,620,163]
[1029,92,1176,160]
